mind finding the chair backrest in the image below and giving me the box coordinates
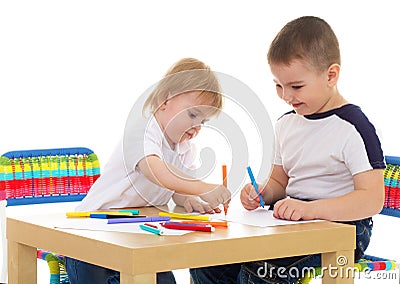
[381,155,400,218]
[361,155,400,265]
[0,147,100,206]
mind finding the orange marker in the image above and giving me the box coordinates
[179,220,228,228]
[222,165,229,215]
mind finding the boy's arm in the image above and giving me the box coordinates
[311,169,384,221]
[273,169,384,221]
[261,165,288,205]
[137,155,231,207]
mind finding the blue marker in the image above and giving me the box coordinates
[90,214,146,219]
[247,166,265,208]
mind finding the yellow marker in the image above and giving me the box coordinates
[158,212,210,221]
[66,212,90,217]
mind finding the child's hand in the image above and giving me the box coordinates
[199,184,231,209]
[183,197,221,214]
[240,182,265,210]
[273,198,316,221]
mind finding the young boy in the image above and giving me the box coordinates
[190,16,385,284]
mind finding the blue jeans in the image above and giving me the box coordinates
[65,257,176,284]
[190,218,372,284]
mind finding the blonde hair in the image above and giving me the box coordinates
[267,16,341,72]
[143,58,223,116]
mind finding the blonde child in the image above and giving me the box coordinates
[67,58,231,284]
[190,16,385,284]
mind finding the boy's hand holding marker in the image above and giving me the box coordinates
[239,166,267,211]
[240,182,267,210]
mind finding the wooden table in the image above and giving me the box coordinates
[7,206,355,284]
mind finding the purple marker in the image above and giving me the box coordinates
[107,216,171,224]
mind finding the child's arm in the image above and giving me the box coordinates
[172,193,220,214]
[137,155,230,208]
[273,169,384,221]
[240,165,287,210]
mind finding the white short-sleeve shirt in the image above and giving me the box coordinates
[274,104,385,200]
[76,115,198,211]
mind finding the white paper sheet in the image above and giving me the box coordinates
[55,218,191,236]
[210,198,321,227]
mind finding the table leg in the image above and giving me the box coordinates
[0,201,7,283]
[120,272,156,284]
[321,250,354,284]
[8,240,37,284]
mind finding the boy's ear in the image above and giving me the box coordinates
[327,64,340,87]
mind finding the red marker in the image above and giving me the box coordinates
[163,223,215,232]
[144,223,158,228]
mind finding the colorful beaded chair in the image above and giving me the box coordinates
[0,147,100,284]
[297,155,400,283]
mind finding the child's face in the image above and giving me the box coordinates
[270,59,336,115]
[156,91,215,148]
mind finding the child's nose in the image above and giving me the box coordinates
[281,89,293,103]
[192,125,201,132]
[189,125,201,136]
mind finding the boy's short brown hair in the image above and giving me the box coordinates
[267,16,341,72]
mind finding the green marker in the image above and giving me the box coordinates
[139,224,164,235]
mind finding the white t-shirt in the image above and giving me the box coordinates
[76,115,198,211]
[274,104,385,201]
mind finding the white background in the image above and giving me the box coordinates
[1,0,399,282]
[1,1,399,160]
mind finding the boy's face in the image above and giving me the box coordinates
[156,91,215,148]
[270,59,337,115]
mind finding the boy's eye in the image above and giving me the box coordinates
[292,85,304,89]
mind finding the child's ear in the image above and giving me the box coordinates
[327,64,340,87]
[158,100,168,111]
